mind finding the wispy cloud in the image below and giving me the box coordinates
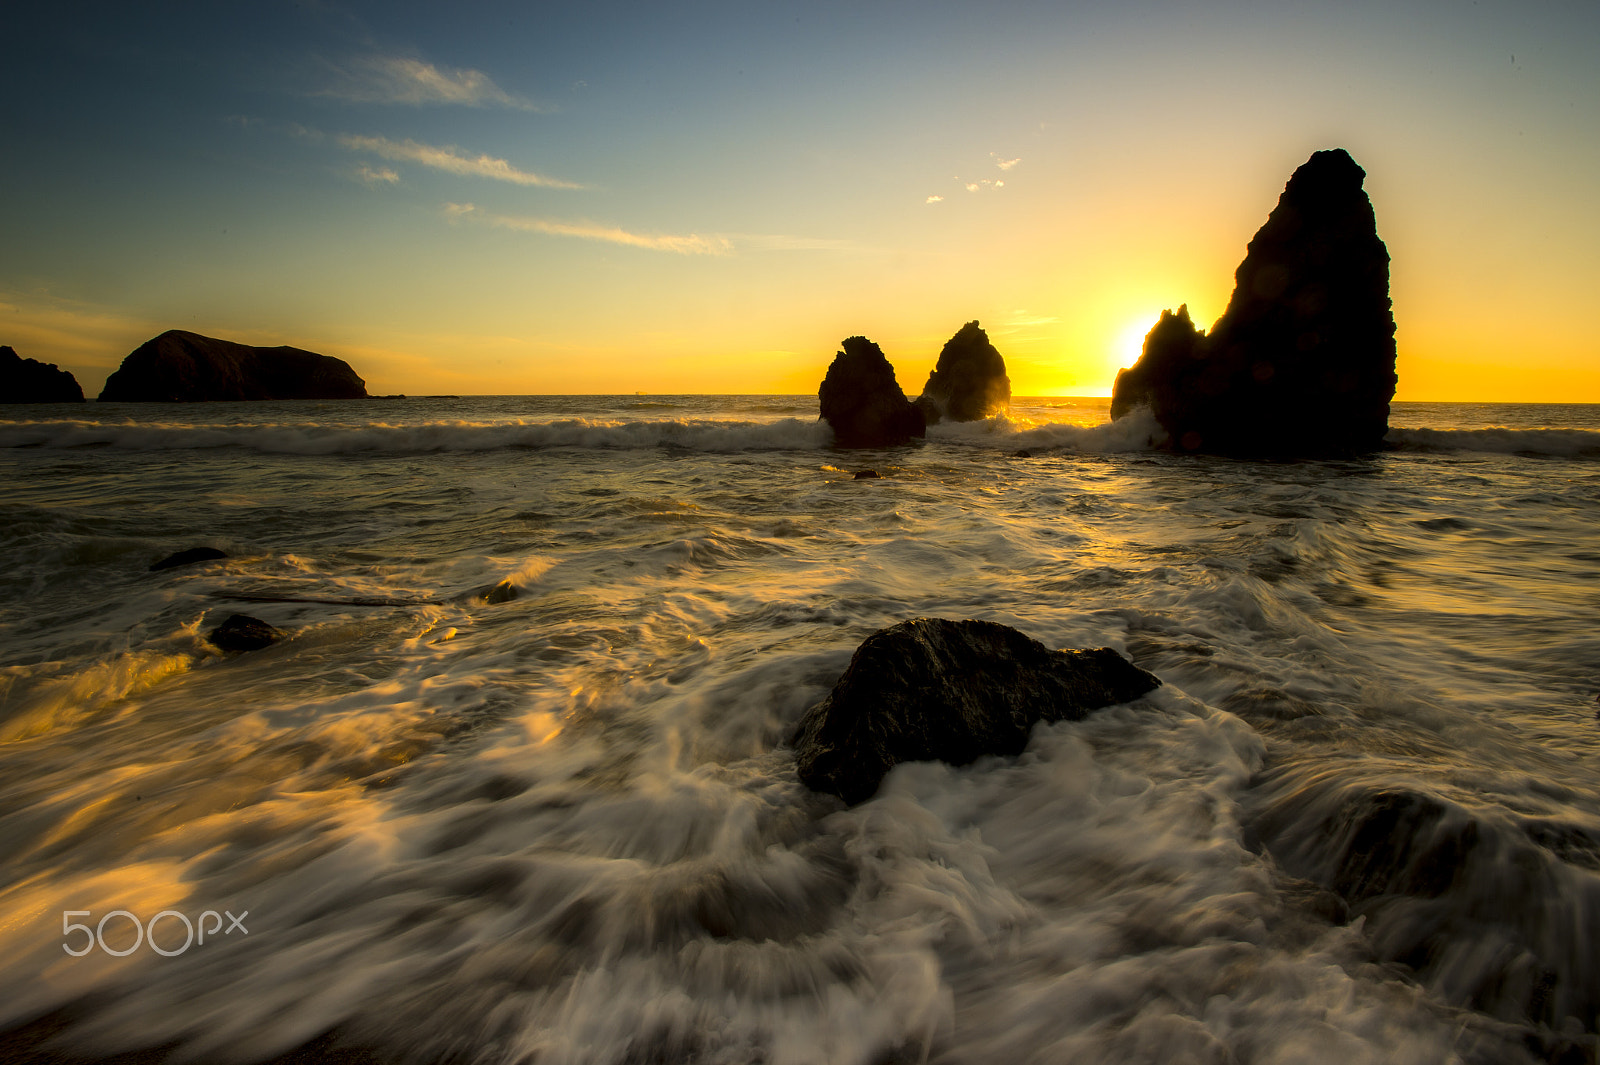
[445,204,732,255]
[965,178,1004,192]
[313,54,548,112]
[353,164,400,185]
[340,134,582,189]
[925,195,944,204]
[993,154,1021,171]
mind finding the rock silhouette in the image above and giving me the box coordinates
[1111,148,1397,456]
[792,618,1161,805]
[99,330,367,402]
[817,336,926,448]
[1,346,84,403]
[914,321,1011,424]
[150,546,229,572]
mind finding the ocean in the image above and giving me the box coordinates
[1,395,1598,1065]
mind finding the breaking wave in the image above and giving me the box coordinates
[5,411,1595,460]
[0,418,835,455]
[1386,426,1600,459]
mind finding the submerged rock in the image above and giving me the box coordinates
[792,618,1160,805]
[0,346,84,403]
[817,336,926,448]
[1249,772,1600,1033]
[914,320,1011,424]
[150,546,229,572]
[99,330,367,402]
[208,613,283,652]
[478,579,518,604]
[1110,148,1397,456]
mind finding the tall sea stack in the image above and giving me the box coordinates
[99,330,367,402]
[1111,149,1397,456]
[818,336,926,448]
[915,321,1011,424]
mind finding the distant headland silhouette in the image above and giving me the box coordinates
[97,330,367,402]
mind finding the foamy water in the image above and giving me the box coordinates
[1,396,1597,1064]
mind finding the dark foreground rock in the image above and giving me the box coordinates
[792,618,1161,804]
[99,330,367,402]
[208,614,284,652]
[818,336,926,448]
[1110,148,1397,456]
[0,346,84,403]
[150,546,229,571]
[914,321,1011,424]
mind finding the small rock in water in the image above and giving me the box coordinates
[1014,449,1033,458]
[150,546,228,571]
[479,579,518,604]
[791,617,1161,805]
[852,469,880,479]
[208,614,283,652]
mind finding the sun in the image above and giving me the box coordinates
[1116,317,1154,370]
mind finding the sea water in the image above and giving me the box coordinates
[0,396,1597,1064]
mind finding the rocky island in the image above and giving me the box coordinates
[98,330,367,402]
[1,346,85,403]
[1110,148,1397,456]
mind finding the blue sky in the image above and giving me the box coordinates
[4,0,1597,398]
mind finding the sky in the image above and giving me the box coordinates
[3,0,1597,400]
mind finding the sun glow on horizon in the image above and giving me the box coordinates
[1116,318,1153,374]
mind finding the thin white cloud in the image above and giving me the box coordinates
[314,54,549,112]
[965,183,981,192]
[340,134,582,189]
[445,204,732,255]
[993,155,1021,171]
[926,195,944,204]
[353,164,400,185]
